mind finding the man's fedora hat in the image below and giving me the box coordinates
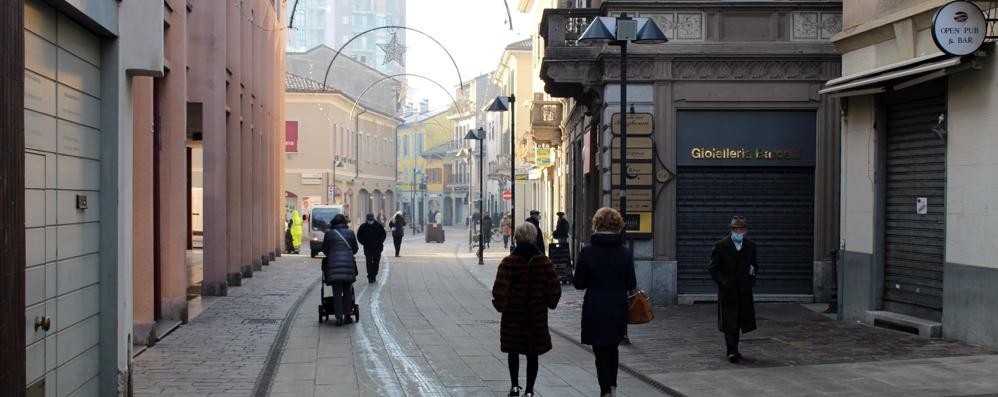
[729,216,748,228]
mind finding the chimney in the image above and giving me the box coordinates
[405,102,414,116]
[420,99,429,114]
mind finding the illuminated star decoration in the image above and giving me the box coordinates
[378,32,406,67]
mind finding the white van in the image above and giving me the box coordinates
[307,205,345,257]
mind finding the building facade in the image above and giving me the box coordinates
[286,0,406,76]
[397,107,453,225]
[539,1,843,303]
[822,0,998,347]
[284,70,400,225]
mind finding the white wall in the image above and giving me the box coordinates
[945,55,998,269]
[840,95,878,255]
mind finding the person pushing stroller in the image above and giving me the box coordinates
[321,214,359,326]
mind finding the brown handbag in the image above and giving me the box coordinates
[627,289,654,324]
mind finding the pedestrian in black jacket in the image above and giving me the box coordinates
[388,211,406,257]
[482,213,493,249]
[553,211,570,245]
[357,213,387,283]
[708,215,758,363]
[322,214,359,326]
[573,207,636,397]
[526,210,545,255]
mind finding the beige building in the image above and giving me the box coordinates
[822,0,998,347]
[284,63,400,226]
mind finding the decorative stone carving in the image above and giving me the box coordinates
[672,60,831,80]
[642,12,702,41]
[544,61,601,84]
[603,60,660,80]
[793,12,842,41]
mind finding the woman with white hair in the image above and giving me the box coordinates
[492,223,562,397]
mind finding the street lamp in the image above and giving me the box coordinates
[464,127,486,265]
[328,156,345,205]
[486,94,515,251]
[579,14,667,231]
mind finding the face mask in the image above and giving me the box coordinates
[731,232,744,242]
[367,220,374,225]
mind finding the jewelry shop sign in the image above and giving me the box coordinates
[677,110,816,167]
[932,1,987,56]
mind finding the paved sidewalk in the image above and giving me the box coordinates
[462,246,998,396]
[133,254,318,397]
[269,232,666,397]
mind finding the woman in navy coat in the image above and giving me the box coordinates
[573,207,637,397]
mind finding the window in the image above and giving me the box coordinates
[416,133,424,155]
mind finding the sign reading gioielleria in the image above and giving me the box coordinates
[690,147,803,160]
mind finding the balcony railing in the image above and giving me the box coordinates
[540,8,601,49]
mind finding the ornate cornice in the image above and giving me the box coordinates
[671,60,834,80]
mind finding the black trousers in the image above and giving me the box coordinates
[330,281,352,318]
[507,353,539,393]
[392,234,403,256]
[592,344,619,394]
[725,332,740,355]
[364,250,381,281]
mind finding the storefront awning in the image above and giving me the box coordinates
[819,52,969,97]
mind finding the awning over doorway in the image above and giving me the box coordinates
[819,50,986,97]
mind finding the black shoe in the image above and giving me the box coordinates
[335,316,343,326]
[727,353,739,363]
[368,278,376,283]
[508,386,521,397]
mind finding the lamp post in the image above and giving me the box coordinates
[328,156,344,204]
[579,14,667,231]
[486,94,515,251]
[465,127,486,264]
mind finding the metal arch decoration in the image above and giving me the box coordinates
[322,26,465,92]
[348,73,461,123]
[501,0,514,31]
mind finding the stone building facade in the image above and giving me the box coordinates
[822,0,998,347]
[539,1,843,303]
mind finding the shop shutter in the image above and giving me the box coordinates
[677,167,815,294]
[883,81,947,320]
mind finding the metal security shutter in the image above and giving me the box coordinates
[883,81,946,320]
[677,167,815,294]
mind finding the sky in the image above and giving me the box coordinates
[404,0,533,110]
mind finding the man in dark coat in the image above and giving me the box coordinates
[356,213,387,283]
[322,214,359,326]
[482,212,493,248]
[553,211,570,245]
[526,210,546,255]
[708,215,758,363]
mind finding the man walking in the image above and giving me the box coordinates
[707,215,758,363]
[553,211,570,245]
[482,212,493,249]
[526,210,546,255]
[357,213,387,283]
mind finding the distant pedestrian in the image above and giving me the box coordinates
[492,223,562,397]
[377,209,388,229]
[500,214,512,249]
[526,210,546,255]
[357,213,387,283]
[388,211,406,257]
[483,212,494,249]
[708,215,758,363]
[573,207,636,397]
[289,209,303,254]
[553,211,570,246]
[321,214,359,326]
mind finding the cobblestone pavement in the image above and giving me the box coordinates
[462,245,998,396]
[269,230,666,397]
[133,254,318,397]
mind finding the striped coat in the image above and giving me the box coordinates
[491,245,562,355]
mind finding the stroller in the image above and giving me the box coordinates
[318,280,360,325]
[548,242,574,285]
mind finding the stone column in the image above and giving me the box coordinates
[189,0,229,296]
[239,2,255,276]
[157,2,190,321]
[225,0,244,285]
[132,76,156,343]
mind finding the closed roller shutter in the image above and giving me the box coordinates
[883,81,946,321]
[677,167,815,294]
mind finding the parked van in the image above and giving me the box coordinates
[307,205,344,257]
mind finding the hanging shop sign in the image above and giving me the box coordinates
[528,168,543,180]
[932,1,987,56]
[285,121,299,153]
[611,112,654,136]
[535,148,555,167]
